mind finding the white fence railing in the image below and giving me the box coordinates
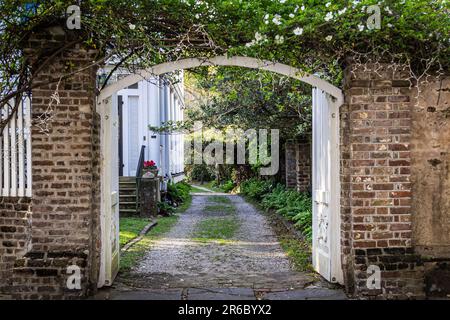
[0,96,32,197]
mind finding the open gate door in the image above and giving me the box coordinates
[312,88,343,284]
[98,94,120,287]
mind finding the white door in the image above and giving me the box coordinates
[98,94,120,287]
[312,88,343,284]
[126,95,139,176]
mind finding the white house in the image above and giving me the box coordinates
[98,66,185,183]
[115,75,185,183]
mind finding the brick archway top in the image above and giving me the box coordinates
[98,55,343,106]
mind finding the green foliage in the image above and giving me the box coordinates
[185,67,312,140]
[240,178,276,201]
[167,180,191,204]
[186,163,216,182]
[2,0,448,117]
[221,180,235,193]
[261,185,312,241]
[157,201,175,215]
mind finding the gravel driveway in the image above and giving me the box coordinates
[119,194,315,290]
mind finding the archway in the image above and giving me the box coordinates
[96,55,344,288]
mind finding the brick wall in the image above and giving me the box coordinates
[296,139,311,193]
[0,197,31,298]
[0,26,101,299]
[285,141,297,188]
[341,63,426,298]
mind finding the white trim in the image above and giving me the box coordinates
[99,56,344,105]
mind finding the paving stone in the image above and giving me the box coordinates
[187,288,256,300]
[263,288,347,300]
[95,288,182,300]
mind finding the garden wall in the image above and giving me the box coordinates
[341,62,450,298]
[0,26,101,299]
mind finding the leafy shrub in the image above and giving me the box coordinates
[240,178,276,200]
[157,201,175,216]
[261,184,312,241]
[187,164,216,182]
[221,180,235,193]
[167,181,191,204]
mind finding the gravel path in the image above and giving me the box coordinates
[118,194,315,290]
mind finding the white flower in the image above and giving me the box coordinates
[387,23,393,28]
[294,5,299,12]
[128,24,136,30]
[264,14,269,20]
[289,13,295,18]
[272,14,282,25]
[325,35,333,41]
[325,2,331,7]
[338,8,347,15]
[195,13,200,19]
[301,5,305,11]
[245,40,256,47]
[324,12,333,22]
[293,27,303,35]
[255,32,264,42]
[274,35,284,44]
[280,0,286,3]
[358,24,365,31]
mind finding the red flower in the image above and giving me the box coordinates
[144,160,156,168]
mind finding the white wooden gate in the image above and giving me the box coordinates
[98,94,120,287]
[312,88,343,284]
[0,97,32,197]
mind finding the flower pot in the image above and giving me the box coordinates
[142,168,158,178]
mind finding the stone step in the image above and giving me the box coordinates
[119,209,139,217]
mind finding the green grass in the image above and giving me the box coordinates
[193,202,239,243]
[278,236,313,272]
[193,216,240,243]
[205,181,225,192]
[203,204,236,214]
[119,217,152,247]
[190,185,211,193]
[120,214,180,272]
[207,196,231,204]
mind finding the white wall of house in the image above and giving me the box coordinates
[117,74,185,183]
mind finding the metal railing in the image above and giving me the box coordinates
[135,145,146,211]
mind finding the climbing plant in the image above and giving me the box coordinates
[0,0,449,119]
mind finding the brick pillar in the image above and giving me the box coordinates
[341,63,424,298]
[7,26,101,299]
[285,141,297,188]
[296,139,311,193]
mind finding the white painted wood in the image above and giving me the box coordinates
[3,103,10,196]
[97,95,120,287]
[10,100,17,196]
[0,105,3,192]
[17,99,25,197]
[25,97,32,197]
[312,88,343,284]
[99,56,343,105]
[127,95,139,176]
